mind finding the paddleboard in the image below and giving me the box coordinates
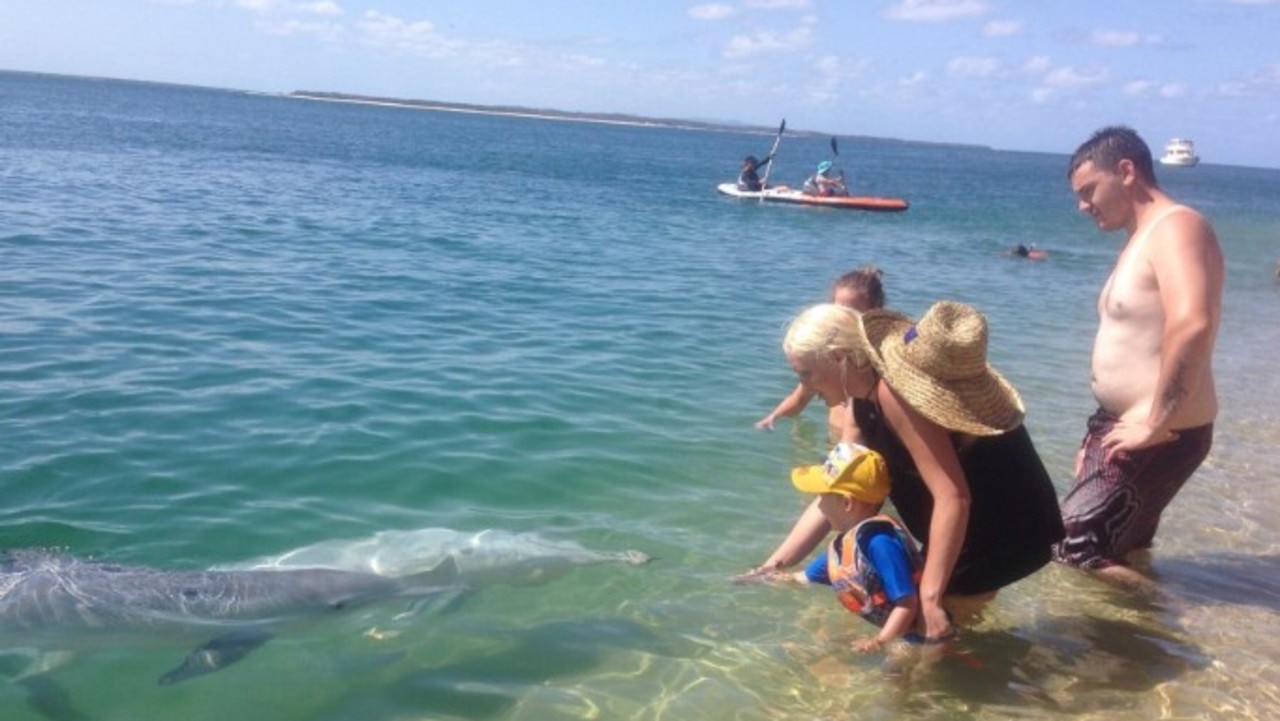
[717,183,909,212]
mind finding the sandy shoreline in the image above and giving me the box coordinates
[286,91,771,134]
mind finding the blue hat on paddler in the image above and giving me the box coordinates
[817,160,833,173]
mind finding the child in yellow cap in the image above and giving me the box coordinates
[789,440,924,652]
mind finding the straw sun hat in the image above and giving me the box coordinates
[859,301,1024,436]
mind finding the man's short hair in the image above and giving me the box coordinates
[1068,125,1158,187]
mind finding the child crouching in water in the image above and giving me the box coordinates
[785,434,924,652]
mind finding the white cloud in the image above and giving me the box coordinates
[1043,65,1108,88]
[723,25,813,58]
[744,0,813,9]
[805,60,839,102]
[235,0,345,38]
[801,54,870,103]
[1021,56,1051,74]
[561,53,608,69]
[881,0,990,22]
[297,1,342,16]
[1217,81,1247,96]
[1090,29,1163,47]
[1217,62,1280,96]
[947,56,1001,78]
[238,0,340,12]
[688,4,735,20]
[982,20,1022,37]
[811,55,841,77]
[899,71,928,87]
[1251,62,1280,85]
[1122,80,1154,96]
[264,18,343,40]
[1030,63,1108,102]
[358,10,444,53]
[1122,80,1186,98]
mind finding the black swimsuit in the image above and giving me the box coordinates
[737,156,771,191]
[854,399,1065,595]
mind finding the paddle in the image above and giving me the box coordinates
[828,136,847,194]
[758,118,785,201]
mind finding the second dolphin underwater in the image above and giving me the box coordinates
[0,528,650,685]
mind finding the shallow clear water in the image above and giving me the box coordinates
[2,71,1279,720]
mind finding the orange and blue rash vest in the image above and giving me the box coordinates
[826,514,923,627]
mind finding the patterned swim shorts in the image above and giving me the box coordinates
[1052,409,1212,570]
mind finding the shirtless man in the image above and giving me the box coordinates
[1053,126,1224,587]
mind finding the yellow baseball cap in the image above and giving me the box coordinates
[791,442,890,504]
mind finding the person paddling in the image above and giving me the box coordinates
[738,154,774,192]
[803,161,847,197]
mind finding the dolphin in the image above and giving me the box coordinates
[0,548,461,685]
[1,529,650,688]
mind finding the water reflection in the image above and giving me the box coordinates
[313,618,696,721]
[1150,552,1280,610]
[952,617,1199,712]
[774,577,1211,721]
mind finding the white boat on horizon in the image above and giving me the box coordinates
[1160,138,1200,167]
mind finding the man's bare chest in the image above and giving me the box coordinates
[1099,247,1160,322]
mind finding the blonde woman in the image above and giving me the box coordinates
[745,301,1063,641]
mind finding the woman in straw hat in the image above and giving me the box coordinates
[746,300,1064,642]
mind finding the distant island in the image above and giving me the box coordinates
[286,90,983,149]
[289,90,814,137]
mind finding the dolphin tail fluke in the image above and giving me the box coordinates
[158,629,274,685]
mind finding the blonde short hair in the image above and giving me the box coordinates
[782,303,874,371]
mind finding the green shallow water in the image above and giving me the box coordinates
[2,71,1280,720]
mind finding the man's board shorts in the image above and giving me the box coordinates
[1053,408,1213,570]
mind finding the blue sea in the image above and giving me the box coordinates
[3,70,1279,720]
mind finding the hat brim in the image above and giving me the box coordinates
[877,329,1025,435]
[791,465,833,495]
[857,309,913,375]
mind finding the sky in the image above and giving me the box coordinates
[3,0,1280,168]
